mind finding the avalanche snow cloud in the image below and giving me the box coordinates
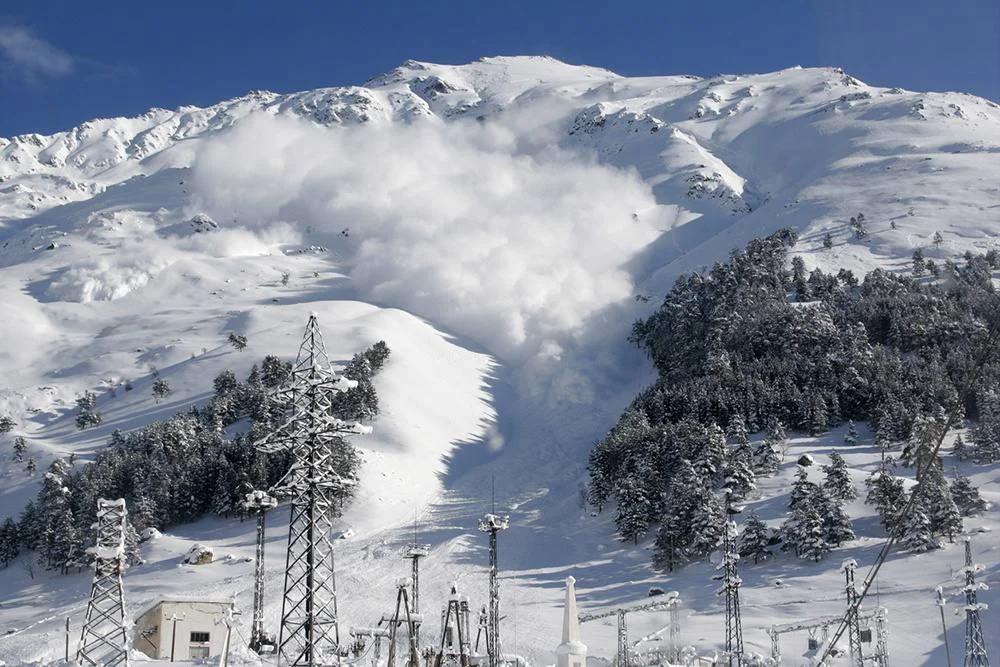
[191,113,661,362]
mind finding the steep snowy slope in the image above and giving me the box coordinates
[0,56,998,665]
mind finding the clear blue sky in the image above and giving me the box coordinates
[1,0,998,137]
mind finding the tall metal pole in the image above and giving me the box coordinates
[77,498,130,667]
[406,545,429,649]
[962,539,990,667]
[256,315,371,665]
[844,560,865,667]
[244,490,277,653]
[938,587,954,667]
[719,492,743,666]
[479,513,509,667]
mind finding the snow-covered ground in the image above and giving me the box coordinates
[0,56,998,665]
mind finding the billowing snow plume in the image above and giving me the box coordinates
[190,114,660,362]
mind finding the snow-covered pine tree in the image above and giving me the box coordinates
[950,474,988,516]
[653,512,687,573]
[782,497,829,561]
[901,413,943,469]
[693,423,726,486]
[864,461,907,535]
[615,465,652,544]
[727,413,749,449]
[822,452,857,501]
[753,438,781,476]
[952,434,972,461]
[789,466,819,510]
[12,435,27,462]
[818,490,855,546]
[38,460,78,573]
[901,494,939,553]
[74,391,102,429]
[918,465,962,542]
[970,391,1000,463]
[844,420,859,446]
[0,518,19,567]
[723,448,756,501]
[687,489,725,557]
[738,512,772,564]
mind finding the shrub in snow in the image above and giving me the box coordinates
[183,544,214,565]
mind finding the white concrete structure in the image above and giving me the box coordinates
[133,598,232,660]
[556,576,587,667]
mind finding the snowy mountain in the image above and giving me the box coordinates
[0,56,998,664]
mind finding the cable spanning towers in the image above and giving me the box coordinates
[478,512,510,667]
[77,498,129,667]
[962,538,990,667]
[256,314,370,665]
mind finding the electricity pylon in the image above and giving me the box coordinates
[962,538,990,667]
[256,314,370,665]
[77,498,129,667]
[843,559,865,667]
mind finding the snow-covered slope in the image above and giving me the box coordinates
[0,56,998,665]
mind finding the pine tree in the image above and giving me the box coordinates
[901,413,942,469]
[693,424,726,485]
[901,494,939,553]
[782,497,829,561]
[789,467,819,510]
[950,475,987,516]
[615,469,651,544]
[727,413,749,448]
[722,448,756,501]
[0,518,19,567]
[952,434,972,461]
[653,512,687,573]
[754,420,784,475]
[864,458,907,535]
[738,512,772,564]
[822,452,857,501]
[74,391,102,429]
[25,458,36,475]
[844,420,858,446]
[688,490,725,557]
[918,466,962,542]
[38,459,78,572]
[912,248,926,276]
[12,435,27,462]
[818,491,855,546]
[152,378,172,403]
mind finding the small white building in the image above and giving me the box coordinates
[133,598,233,660]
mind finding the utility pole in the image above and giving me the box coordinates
[243,489,277,653]
[77,498,129,667]
[843,559,864,667]
[937,586,953,667]
[405,544,430,648]
[168,613,184,662]
[961,538,990,667]
[256,314,371,665]
[479,513,510,667]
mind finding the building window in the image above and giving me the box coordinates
[190,646,210,659]
[190,630,210,643]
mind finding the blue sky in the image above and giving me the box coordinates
[1,0,998,137]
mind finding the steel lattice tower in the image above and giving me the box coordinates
[405,544,430,648]
[843,560,865,667]
[77,498,129,667]
[256,314,370,665]
[478,513,509,667]
[244,489,278,653]
[962,539,990,667]
[718,497,743,666]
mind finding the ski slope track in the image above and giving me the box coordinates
[0,56,998,664]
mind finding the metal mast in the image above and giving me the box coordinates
[478,513,509,667]
[962,538,990,667]
[718,495,743,666]
[256,314,370,665]
[77,498,129,667]
[244,489,278,653]
[405,544,430,649]
[843,559,865,667]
